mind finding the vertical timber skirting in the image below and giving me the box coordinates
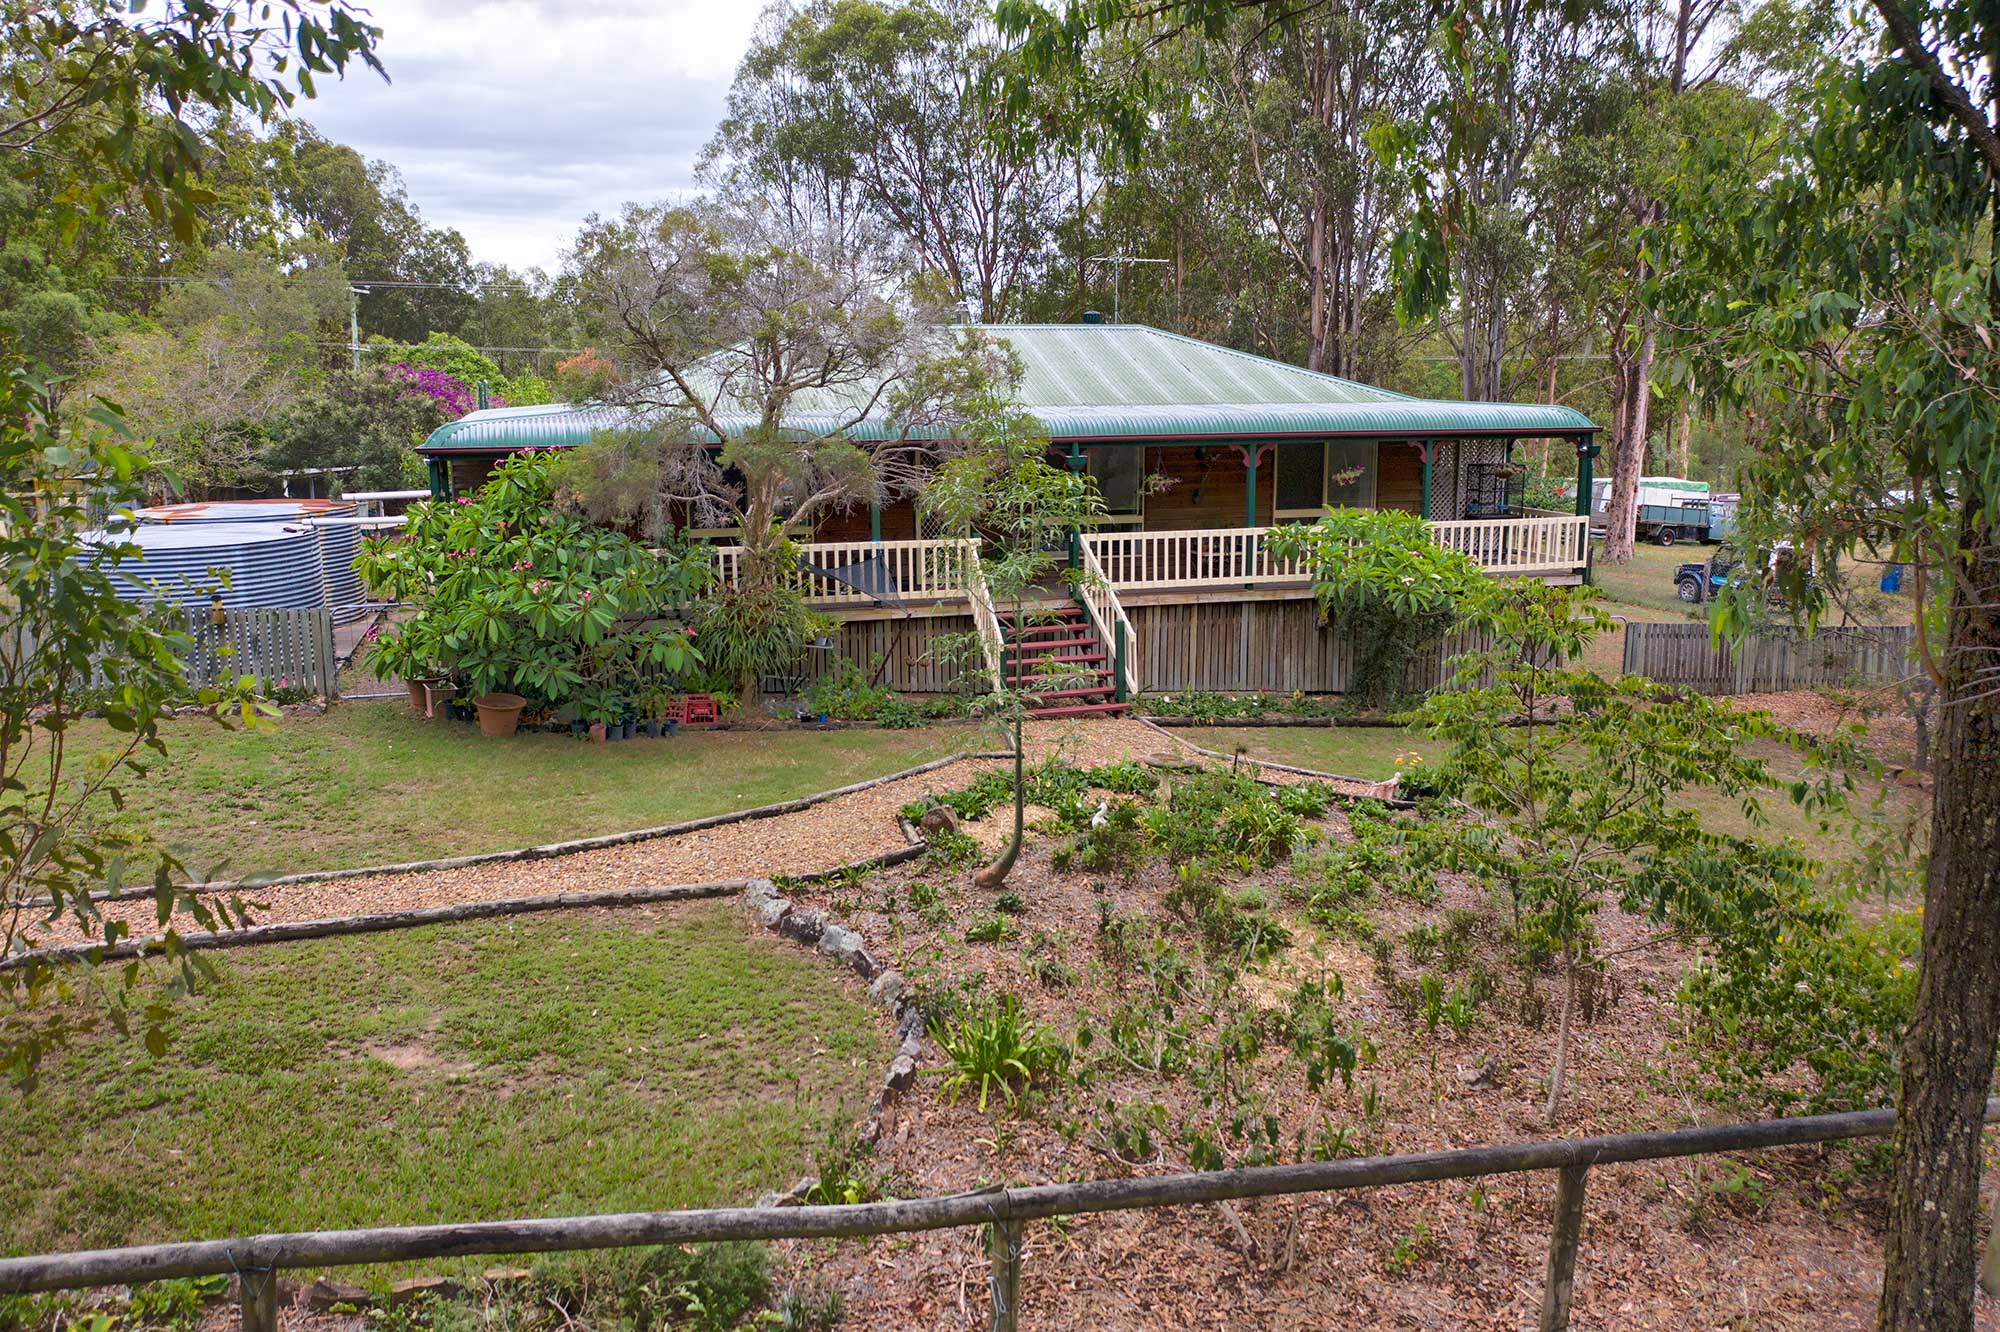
[1539,1164,1590,1332]
[988,1217,1024,1332]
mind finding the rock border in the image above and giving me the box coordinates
[737,852,931,1210]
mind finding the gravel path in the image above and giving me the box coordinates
[27,718,1377,949]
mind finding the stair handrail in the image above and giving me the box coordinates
[960,538,1006,694]
[1075,540,1139,701]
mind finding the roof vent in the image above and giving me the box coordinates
[1081,310,1105,325]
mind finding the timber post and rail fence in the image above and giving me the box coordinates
[2,1100,1994,1332]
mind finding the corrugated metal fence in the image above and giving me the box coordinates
[9,607,340,698]
[1622,622,1914,694]
[178,607,339,696]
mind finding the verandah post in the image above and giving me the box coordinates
[1066,443,1085,570]
[1420,438,1434,521]
[1539,1164,1591,1332]
[1572,434,1600,584]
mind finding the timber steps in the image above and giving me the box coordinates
[997,606,1128,719]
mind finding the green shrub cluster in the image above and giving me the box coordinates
[931,993,1068,1113]
[901,756,1159,826]
[1139,691,1373,723]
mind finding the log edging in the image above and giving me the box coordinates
[1133,718,1414,806]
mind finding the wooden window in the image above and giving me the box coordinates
[1274,443,1326,520]
[1085,445,1146,524]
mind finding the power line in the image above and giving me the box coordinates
[99,275,547,293]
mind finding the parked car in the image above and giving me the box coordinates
[1676,542,1804,605]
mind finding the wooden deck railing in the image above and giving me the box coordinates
[1081,525,1311,592]
[709,538,972,605]
[961,549,1007,693]
[2,1101,1988,1332]
[1427,514,1590,574]
[710,519,1587,613]
[1079,515,1591,591]
[1075,541,1139,700]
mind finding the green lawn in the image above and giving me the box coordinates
[1587,539,1711,618]
[51,703,983,877]
[0,905,882,1267]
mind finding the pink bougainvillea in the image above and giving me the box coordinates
[385,364,504,419]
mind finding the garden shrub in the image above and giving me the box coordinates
[797,656,897,720]
[1073,799,1147,874]
[1676,894,1918,1113]
[1139,691,1370,723]
[874,698,925,728]
[356,453,704,722]
[691,576,829,704]
[1265,509,1486,704]
[931,993,1068,1113]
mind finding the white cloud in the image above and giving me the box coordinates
[298,0,765,270]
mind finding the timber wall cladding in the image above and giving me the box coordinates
[813,614,981,692]
[1131,600,1465,693]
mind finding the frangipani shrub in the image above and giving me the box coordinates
[356,452,706,717]
[1265,508,1485,703]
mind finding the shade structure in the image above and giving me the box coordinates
[798,552,908,609]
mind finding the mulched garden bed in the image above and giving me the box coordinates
[761,763,1978,1332]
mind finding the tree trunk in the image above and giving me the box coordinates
[1601,319,1656,564]
[1878,519,2000,1332]
[1673,386,1695,478]
[1545,951,1576,1124]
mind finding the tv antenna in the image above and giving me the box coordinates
[1085,255,1168,323]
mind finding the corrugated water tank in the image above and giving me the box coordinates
[91,499,365,611]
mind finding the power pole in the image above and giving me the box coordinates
[1085,255,1168,323]
[347,285,366,371]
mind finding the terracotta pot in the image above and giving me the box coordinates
[472,692,527,738]
[588,722,607,742]
[405,678,429,712]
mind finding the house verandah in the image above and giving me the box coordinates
[417,323,1600,701]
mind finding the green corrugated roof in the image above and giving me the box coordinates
[420,324,1594,453]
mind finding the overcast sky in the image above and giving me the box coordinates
[298,0,765,273]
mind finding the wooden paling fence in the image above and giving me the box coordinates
[1622,622,1915,694]
[0,1100,1992,1332]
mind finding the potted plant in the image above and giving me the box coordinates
[473,691,528,738]
[638,688,667,738]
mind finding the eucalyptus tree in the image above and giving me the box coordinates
[0,1,380,244]
[1652,4,2000,1323]
[1091,1,1432,375]
[704,0,1078,322]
